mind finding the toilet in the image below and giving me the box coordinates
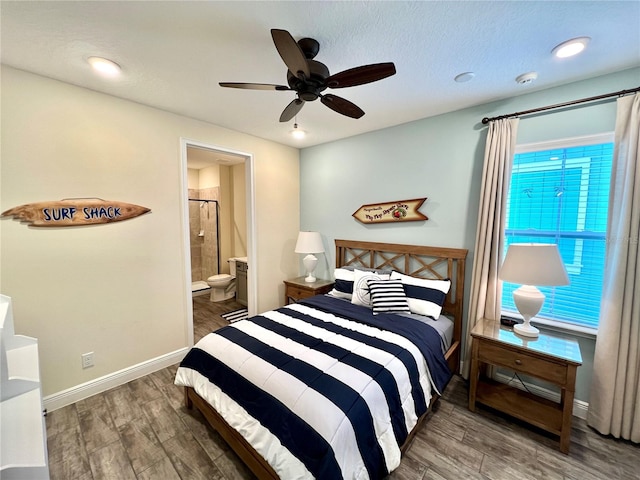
[207,257,245,302]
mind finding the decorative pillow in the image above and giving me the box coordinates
[390,271,451,318]
[327,266,392,300]
[351,269,391,307]
[328,267,355,299]
[367,278,410,315]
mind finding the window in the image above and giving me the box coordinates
[502,134,614,331]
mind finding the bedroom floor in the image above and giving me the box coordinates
[45,301,639,480]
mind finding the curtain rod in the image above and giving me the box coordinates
[481,86,640,125]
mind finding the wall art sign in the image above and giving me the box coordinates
[1,198,151,227]
[352,198,428,224]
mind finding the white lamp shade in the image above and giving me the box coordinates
[294,231,324,254]
[499,243,569,286]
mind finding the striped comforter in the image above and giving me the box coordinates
[175,295,451,479]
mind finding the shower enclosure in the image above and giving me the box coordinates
[189,198,220,295]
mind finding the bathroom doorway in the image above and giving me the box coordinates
[180,139,256,345]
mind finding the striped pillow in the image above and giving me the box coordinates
[328,266,393,300]
[390,271,451,319]
[367,278,411,315]
[329,267,356,300]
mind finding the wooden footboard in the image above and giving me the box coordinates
[184,340,460,477]
[184,386,279,480]
[186,384,438,478]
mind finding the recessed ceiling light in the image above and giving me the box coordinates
[454,72,475,83]
[87,56,121,77]
[552,37,591,59]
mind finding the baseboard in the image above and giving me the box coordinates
[43,347,190,412]
[493,371,588,419]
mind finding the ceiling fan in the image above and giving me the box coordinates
[219,29,396,122]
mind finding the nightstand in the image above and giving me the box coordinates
[283,277,334,305]
[468,318,582,454]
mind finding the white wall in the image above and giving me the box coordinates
[199,165,220,189]
[0,66,300,400]
[300,67,640,402]
[232,163,248,257]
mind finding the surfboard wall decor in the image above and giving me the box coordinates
[1,198,151,227]
[352,198,427,224]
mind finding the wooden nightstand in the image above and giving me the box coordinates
[283,277,334,305]
[468,318,582,454]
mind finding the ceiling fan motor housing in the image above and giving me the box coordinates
[287,60,330,101]
[297,37,320,59]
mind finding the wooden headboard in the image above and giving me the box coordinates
[335,239,468,373]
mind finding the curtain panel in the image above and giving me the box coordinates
[588,93,640,443]
[463,118,519,378]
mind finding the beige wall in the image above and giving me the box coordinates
[0,66,300,398]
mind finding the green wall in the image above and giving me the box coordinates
[299,67,639,403]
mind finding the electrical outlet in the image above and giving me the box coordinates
[81,352,94,369]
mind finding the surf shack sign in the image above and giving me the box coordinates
[1,198,151,227]
[352,198,428,224]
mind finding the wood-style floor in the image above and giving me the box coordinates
[45,297,639,480]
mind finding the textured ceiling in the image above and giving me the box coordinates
[1,1,639,149]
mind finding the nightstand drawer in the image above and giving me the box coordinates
[478,341,568,385]
[288,287,314,300]
[283,277,334,305]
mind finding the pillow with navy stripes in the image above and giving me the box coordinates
[328,266,393,300]
[367,278,411,315]
[390,271,451,319]
[328,267,356,299]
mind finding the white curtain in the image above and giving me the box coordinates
[588,93,640,442]
[463,118,519,378]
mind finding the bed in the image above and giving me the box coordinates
[175,239,467,479]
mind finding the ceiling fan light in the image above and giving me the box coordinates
[87,56,122,76]
[552,37,590,58]
[290,123,306,139]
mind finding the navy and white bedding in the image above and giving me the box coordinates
[175,294,452,480]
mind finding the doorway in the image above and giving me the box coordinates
[180,139,256,346]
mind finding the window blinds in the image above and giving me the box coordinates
[502,141,614,329]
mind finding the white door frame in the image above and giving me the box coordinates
[179,138,257,346]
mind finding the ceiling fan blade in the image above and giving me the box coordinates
[279,98,305,122]
[219,82,291,91]
[321,94,365,119]
[325,62,396,88]
[271,29,310,80]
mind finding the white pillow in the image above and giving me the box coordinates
[351,269,390,307]
[390,271,451,318]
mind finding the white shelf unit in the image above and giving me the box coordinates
[0,294,50,480]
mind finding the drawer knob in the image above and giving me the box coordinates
[515,359,522,365]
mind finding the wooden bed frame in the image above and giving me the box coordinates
[184,239,468,480]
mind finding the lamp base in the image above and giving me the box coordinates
[514,322,539,337]
[512,285,544,338]
[303,254,318,283]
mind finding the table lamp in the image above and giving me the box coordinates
[499,243,569,337]
[295,231,324,282]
